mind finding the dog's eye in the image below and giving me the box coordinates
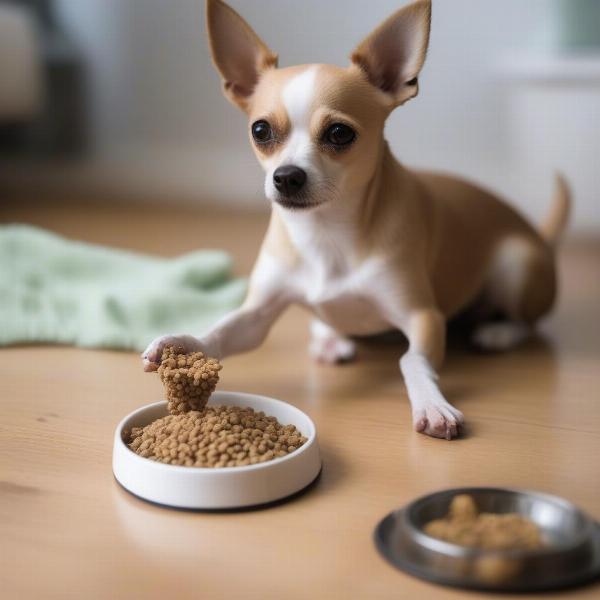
[251,120,273,144]
[324,123,356,147]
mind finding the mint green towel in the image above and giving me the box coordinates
[0,225,247,351]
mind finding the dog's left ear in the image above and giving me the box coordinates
[206,0,278,111]
[351,0,431,107]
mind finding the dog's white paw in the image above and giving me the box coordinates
[413,402,465,440]
[308,336,356,364]
[309,320,356,364]
[141,334,205,372]
[309,335,356,364]
[401,353,464,440]
[471,322,529,352]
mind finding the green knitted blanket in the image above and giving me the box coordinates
[0,225,246,351]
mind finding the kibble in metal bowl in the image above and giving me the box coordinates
[424,494,544,550]
[374,487,600,592]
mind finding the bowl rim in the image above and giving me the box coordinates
[115,391,317,474]
[403,486,595,559]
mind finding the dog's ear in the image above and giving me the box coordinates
[350,0,431,107]
[206,0,278,111]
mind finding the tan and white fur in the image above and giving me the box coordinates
[142,0,571,440]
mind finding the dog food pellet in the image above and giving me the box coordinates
[158,346,222,414]
[127,405,308,467]
[424,494,543,550]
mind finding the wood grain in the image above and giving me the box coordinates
[1,196,599,599]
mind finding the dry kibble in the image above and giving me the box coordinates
[127,405,307,468]
[157,346,222,414]
[449,493,478,521]
[127,348,306,467]
[424,495,543,551]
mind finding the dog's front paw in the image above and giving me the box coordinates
[141,334,205,372]
[413,402,465,440]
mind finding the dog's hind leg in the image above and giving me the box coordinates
[309,319,357,364]
[471,321,531,352]
[471,236,557,352]
[471,176,569,352]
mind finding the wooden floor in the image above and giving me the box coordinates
[2,197,600,599]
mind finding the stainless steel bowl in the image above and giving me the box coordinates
[374,487,600,591]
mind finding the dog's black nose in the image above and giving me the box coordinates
[273,165,307,197]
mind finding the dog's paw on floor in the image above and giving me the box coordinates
[309,335,357,364]
[471,322,529,353]
[413,403,465,440]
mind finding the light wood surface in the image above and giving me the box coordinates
[1,197,600,599]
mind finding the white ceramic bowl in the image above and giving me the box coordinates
[112,391,321,509]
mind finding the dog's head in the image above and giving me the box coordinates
[207,0,431,211]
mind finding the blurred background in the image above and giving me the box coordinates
[1,0,599,233]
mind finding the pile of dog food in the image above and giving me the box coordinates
[424,494,543,550]
[127,347,307,467]
[157,346,222,414]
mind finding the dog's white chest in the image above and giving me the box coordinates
[274,208,394,335]
[294,255,392,335]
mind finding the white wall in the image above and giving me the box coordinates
[49,0,599,231]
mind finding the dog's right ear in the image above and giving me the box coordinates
[206,0,278,111]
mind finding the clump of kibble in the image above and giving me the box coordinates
[424,495,543,550]
[127,405,308,467]
[157,346,222,414]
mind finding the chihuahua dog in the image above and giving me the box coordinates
[142,0,570,439]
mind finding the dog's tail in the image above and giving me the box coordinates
[539,172,571,246]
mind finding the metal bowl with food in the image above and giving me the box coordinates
[374,487,600,592]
